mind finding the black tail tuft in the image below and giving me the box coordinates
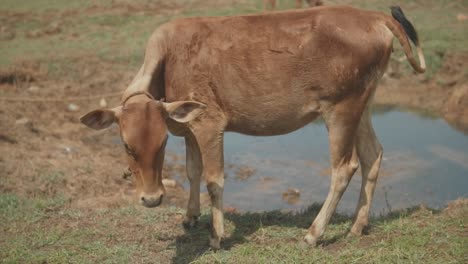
[390,6,419,46]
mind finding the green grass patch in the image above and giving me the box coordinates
[0,0,97,12]
[190,205,467,264]
[0,193,67,223]
[1,193,467,263]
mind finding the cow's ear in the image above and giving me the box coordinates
[80,106,122,130]
[162,101,206,123]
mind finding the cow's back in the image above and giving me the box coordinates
[162,6,393,135]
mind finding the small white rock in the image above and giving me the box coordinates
[27,85,40,93]
[67,103,79,112]
[15,117,31,126]
[162,179,177,188]
[99,98,107,108]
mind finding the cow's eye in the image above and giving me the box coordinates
[124,143,137,160]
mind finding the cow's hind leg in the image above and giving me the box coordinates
[304,105,361,246]
[351,108,383,235]
[183,133,202,228]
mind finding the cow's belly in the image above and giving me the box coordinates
[227,114,320,136]
[225,100,321,136]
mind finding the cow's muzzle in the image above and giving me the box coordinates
[140,194,164,208]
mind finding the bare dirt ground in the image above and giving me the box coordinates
[0,59,195,211]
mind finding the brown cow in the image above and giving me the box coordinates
[81,6,425,249]
[263,0,323,11]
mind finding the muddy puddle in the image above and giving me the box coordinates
[162,109,468,215]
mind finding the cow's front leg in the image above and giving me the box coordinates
[207,175,224,249]
[192,122,226,250]
[183,134,202,228]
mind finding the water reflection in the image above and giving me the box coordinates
[165,109,468,215]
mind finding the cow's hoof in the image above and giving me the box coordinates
[209,237,221,251]
[298,240,312,250]
[350,223,368,236]
[182,215,199,229]
[303,233,318,247]
[347,229,361,238]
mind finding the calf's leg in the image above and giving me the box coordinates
[183,133,202,228]
[351,108,383,235]
[304,107,360,246]
[191,123,226,250]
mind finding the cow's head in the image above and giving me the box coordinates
[80,92,205,208]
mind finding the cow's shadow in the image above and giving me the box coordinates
[171,203,345,263]
[170,204,430,263]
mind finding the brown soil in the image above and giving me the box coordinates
[0,57,193,212]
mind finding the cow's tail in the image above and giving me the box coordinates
[121,26,168,102]
[384,6,426,73]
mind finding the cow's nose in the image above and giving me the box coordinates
[140,194,163,208]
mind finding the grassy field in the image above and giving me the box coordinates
[1,0,467,263]
[1,193,467,263]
